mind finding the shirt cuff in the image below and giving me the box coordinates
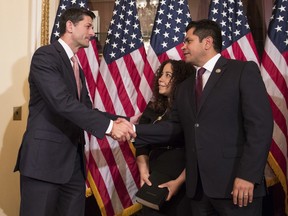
[106,120,113,134]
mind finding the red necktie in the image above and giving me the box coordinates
[71,55,81,99]
[195,67,206,110]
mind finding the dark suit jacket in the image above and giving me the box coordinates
[15,41,117,184]
[135,57,273,199]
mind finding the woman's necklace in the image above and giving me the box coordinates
[152,109,168,124]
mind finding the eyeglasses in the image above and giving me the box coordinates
[183,38,193,45]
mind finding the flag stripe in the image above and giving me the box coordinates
[259,0,288,214]
[95,0,150,214]
[268,97,288,147]
[231,40,247,61]
[262,53,288,107]
[270,139,287,177]
[91,138,131,212]
[88,148,114,216]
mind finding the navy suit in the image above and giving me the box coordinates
[135,57,273,214]
[15,41,116,215]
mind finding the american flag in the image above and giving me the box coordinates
[208,0,260,65]
[260,0,288,214]
[91,0,152,215]
[146,0,192,74]
[51,1,141,216]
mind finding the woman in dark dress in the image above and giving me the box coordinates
[135,59,195,216]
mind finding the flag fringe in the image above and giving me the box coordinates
[115,203,142,216]
[86,187,93,198]
[267,152,288,215]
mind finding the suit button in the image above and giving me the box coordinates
[195,123,199,127]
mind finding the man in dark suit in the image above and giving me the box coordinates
[134,20,273,216]
[14,8,135,216]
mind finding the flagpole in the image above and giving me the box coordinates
[41,0,50,46]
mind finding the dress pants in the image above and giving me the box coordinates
[20,153,85,216]
[189,176,262,216]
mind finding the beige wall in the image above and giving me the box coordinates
[0,1,57,215]
[0,0,30,215]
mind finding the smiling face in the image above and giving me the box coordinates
[158,63,173,96]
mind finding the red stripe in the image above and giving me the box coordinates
[88,150,115,216]
[95,73,116,114]
[283,51,288,65]
[137,46,154,112]
[221,49,231,59]
[77,41,98,102]
[175,43,185,59]
[107,61,135,115]
[231,41,247,61]
[96,138,133,207]
[90,39,100,64]
[140,46,155,91]
[269,139,287,177]
[262,52,288,108]
[137,92,148,113]
[157,52,170,63]
[123,54,143,116]
[119,141,140,188]
[246,33,260,63]
[268,96,288,143]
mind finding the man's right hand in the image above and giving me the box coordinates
[110,118,136,142]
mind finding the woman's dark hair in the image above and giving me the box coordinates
[186,19,222,53]
[149,59,194,113]
[59,8,95,37]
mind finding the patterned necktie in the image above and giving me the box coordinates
[195,67,206,110]
[71,55,81,99]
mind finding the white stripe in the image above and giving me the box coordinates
[263,37,288,84]
[147,47,161,72]
[108,137,138,201]
[261,66,288,118]
[237,36,259,65]
[225,45,235,59]
[98,59,121,114]
[84,43,99,82]
[115,57,137,115]
[166,47,182,60]
[139,77,153,106]
[89,136,123,213]
[272,123,288,176]
[130,49,146,114]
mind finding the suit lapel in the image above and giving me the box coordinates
[79,67,86,102]
[183,74,197,115]
[53,41,80,100]
[197,57,228,112]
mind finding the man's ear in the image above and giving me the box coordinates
[66,20,73,33]
[204,36,213,50]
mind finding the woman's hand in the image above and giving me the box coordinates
[158,169,186,201]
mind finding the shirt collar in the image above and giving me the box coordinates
[58,38,74,60]
[201,53,221,72]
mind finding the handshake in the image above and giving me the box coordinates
[109,117,137,142]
